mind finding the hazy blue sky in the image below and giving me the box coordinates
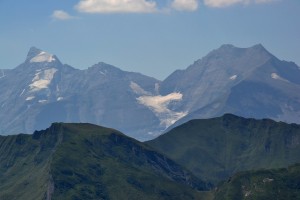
[0,0,299,79]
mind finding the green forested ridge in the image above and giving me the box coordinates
[0,123,209,200]
[1,114,300,199]
[214,164,300,200]
[0,125,61,200]
[147,114,300,184]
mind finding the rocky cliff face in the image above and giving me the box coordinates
[0,47,161,140]
[162,44,300,132]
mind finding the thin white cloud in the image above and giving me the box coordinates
[171,0,198,11]
[72,0,277,15]
[255,0,276,3]
[203,0,276,7]
[75,0,157,14]
[204,0,245,7]
[52,10,75,20]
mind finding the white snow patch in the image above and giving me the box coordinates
[160,111,188,127]
[38,100,47,103]
[155,83,160,93]
[137,93,182,113]
[56,85,60,92]
[29,68,58,92]
[99,70,107,76]
[229,75,237,80]
[20,89,26,96]
[30,51,56,63]
[137,92,187,127]
[130,81,150,95]
[57,97,64,101]
[26,96,35,101]
[0,70,5,79]
[271,73,280,79]
[271,73,289,82]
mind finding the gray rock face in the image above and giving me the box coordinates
[0,47,160,140]
[163,44,300,132]
[1,44,300,140]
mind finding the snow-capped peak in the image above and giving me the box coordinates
[26,47,57,64]
[30,51,56,63]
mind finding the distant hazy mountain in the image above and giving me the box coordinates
[161,44,300,132]
[0,47,162,140]
[147,114,300,184]
[0,123,209,200]
[1,44,300,140]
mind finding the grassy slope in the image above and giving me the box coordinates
[214,164,300,200]
[147,114,300,184]
[0,123,212,200]
[0,125,61,200]
[3,117,299,200]
[50,123,210,200]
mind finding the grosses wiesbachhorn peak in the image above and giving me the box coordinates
[0,44,299,140]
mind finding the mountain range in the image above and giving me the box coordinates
[1,44,300,140]
[1,115,300,199]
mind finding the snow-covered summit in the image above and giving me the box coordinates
[30,51,55,63]
[26,47,56,63]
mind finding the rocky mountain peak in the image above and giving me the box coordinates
[188,44,273,74]
[218,43,266,51]
[25,47,60,65]
[90,62,122,72]
[0,44,299,141]
[209,43,270,58]
[26,47,43,60]
[218,44,236,50]
[251,43,265,49]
